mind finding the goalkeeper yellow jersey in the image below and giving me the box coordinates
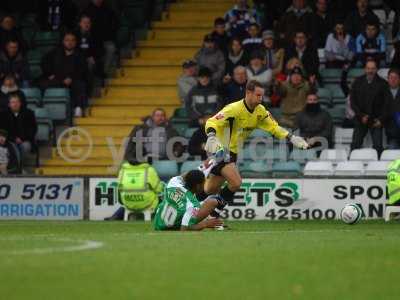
[205,99,289,154]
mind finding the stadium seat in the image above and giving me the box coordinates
[183,127,197,139]
[380,150,400,161]
[304,161,334,176]
[321,69,342,84]
[328,106,346,125]
[239,161,270,178]
[318,48,326,65]
[385,205,400,221]
[329,85,346,105]
[269,107,282,119]
[171,122,188,136]
[334,127,353,144]
[249,129,272,139]
[152,160,179,180]
[334,161,364,176]
[365,161,390,176]
[271,161,302,177]
[347,68,364,82]
[290,148,319,164]
[373,9,386,25]
[34,31,60,48]
[34,108,53,143]
[319,149,348,163]
[180,160,202,174]
[21,88,42,107]
[42,88,70,122]
[349,148,378,163]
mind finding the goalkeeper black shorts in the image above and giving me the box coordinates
[210,152,237,176]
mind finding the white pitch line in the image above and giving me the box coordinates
[0,237,104,255]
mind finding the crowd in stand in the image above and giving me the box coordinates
[0,0,122,174]
[172,0,400,161]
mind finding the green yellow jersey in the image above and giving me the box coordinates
[205,99,289,154]
[154,176,201,230]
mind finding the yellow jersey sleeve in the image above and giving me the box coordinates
[257,107,289,140]
[205,104,237,135]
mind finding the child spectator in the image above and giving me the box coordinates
[225,37,249,76]
[39,32,88,117]
[177,60,198,103]
[0,93,37,157]
[355,22,386,67]
[0,75,26,111]
[242,23,262,55]
[210,18,230,57]
[194,34,225,84]
[261,30,285,76]
[325,21,355,68]
[185,68,222,127]
[224,0,258,38]
[0,39,30,86]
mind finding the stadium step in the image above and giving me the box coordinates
[89,106,176,118]
[52,146,127,160]
[148,29,209,40]
[102,86,177,98]
[122,58,182,67]
[119,66,181,78]
[43,158,120,167]
[135,48,197,59]
[152,20,213,30]
[93,97,180,106]
[137,40,201,48]
[169,3,231,11]
[36,166,118,176]
[68,126,132,137]
[109,77,176,86]
[58,136,126,147]
[75,117,141,126]
[165,11,224,22]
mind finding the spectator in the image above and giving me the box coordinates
[355,22,386,66]
[177,60,198,104]
[194,34,225,84]
[0,93,37,157]
[0,15,26,52]
[83,0,118,76]
[222,65,247,105]
[246,50,272,92]
[37,0,78,31]
[0,129,21,175]
[325,21,355,68]
[185,68,221,127]
[277,0,313,45]
[242,23,262,55]
[0,39,30,86]
[311,0,338,48]
[210,18,230,57]
[384,68,400,149]
[0,74,26,111]
[39,32,88,117]
[295,90,333,148]
[284,31,320,84]
[125,108,182,163]
[261,30,285,76]
[75,14,104,93]
[284,57,304,75]
[350,59,388,154]
[276,66,311,128]
[188,117,210,160]
[224,0,258,38]
[345,0,380,38]
[225,37,249,76]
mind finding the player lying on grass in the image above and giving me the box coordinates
[202,80,309,217]
[154,170,224,231]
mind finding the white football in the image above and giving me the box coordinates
[340,204,362,225]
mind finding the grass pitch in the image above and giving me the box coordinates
[0,220,399,300]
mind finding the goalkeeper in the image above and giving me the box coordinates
[203,80,309,217]
[154,170,224,231]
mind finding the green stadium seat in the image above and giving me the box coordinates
[239,161,270,178]
[269,107,282,119]
[347,68,364,81]
[180,160,202,174]
[173,107,188,118]
[125,0,149,29]
[271,161,302,177]
[29,65,43,80]
[42,88,70,122]
[22,88,42,110]
[249,129,272,139]
[184,127,197,139]
[34,31,60,48]
[152,160,179,180]
[317,88,332,100]
[27,49,45,65]
[321,68,342,84]
[171,122,188,136]
[290,148,319,164]
[34,108,53,143]
[328,106,346,125]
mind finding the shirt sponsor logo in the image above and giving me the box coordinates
[214,112,225,120]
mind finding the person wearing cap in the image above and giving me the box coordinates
[246,50,273,93]
[261,30,285,76]
[284,30,320,85]
[185,67,222,127]
[275,66,311,128]
[0,129,21,175]
[194,34,225,84]
[177,60,198,103]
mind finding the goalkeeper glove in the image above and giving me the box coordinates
[205,132,223,155]
[288,134,309,150]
